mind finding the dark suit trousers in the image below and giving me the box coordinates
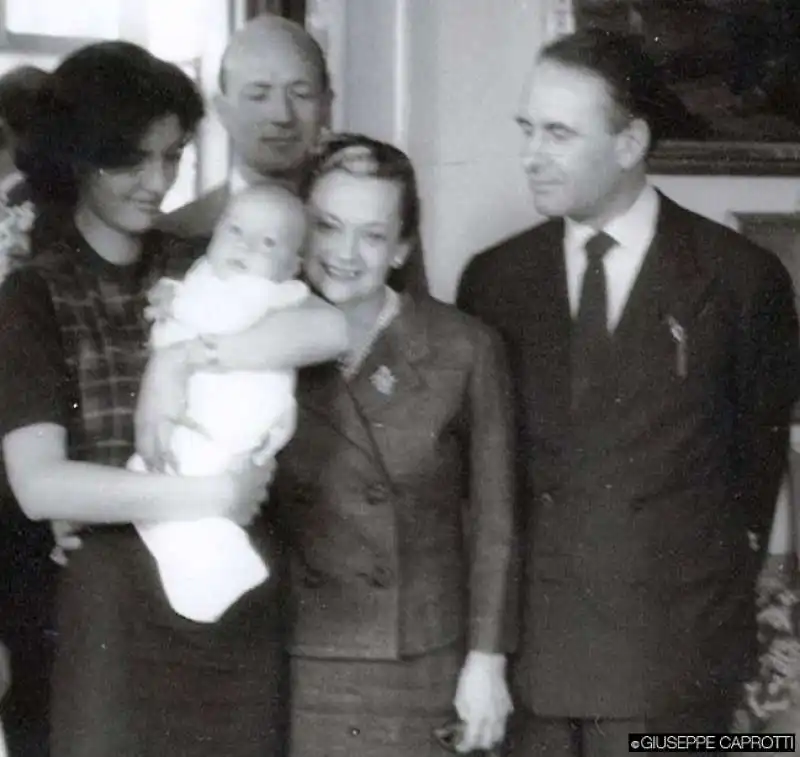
[508,704,734,757]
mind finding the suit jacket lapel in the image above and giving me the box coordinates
[611,194,720,386]
[346,294,429,419]
[530,221,573,421]
[296,295,430,464]
[297,361,379,462]
[537,220,572,345]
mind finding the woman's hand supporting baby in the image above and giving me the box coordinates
[49,455,274,563]
[135,342,195,472]
[220,455,276,527]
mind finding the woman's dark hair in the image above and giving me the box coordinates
[300,133,426,293]
[18,41,205,211]
[0,65,49,151]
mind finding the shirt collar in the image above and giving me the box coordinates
[228,165,301,195]
[564,184,660,253]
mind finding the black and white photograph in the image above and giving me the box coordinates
[0,1,799,755]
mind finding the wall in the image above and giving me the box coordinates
[339,0,800,303]
[339,0,548,303]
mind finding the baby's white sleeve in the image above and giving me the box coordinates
[147,277,197,348]
[264,280,310,311]
[150,318,197,349]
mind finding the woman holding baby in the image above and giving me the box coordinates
[0,42,345,757]
[92,127,518,753]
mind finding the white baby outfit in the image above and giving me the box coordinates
[129,257,308,623]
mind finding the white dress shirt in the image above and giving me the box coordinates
[229,166,295,195]
[564,184,660,332]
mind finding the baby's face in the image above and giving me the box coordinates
[207,192,306,281]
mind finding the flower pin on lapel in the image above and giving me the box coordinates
[370,365,397,396]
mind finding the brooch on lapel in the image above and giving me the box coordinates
[370,365,397,396]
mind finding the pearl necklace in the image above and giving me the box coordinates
[339,287,401,381]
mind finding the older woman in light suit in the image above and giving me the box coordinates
[277,133,517,757]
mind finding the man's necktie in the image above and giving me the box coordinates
[571,231,616,408]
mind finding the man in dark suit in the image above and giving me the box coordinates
[158,12,331,237]
[457,29,800,756]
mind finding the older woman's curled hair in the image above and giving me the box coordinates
[300,132,427,293]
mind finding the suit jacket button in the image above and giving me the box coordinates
[301,565,326,588]
[365,482,391,505]
[366,564,394,588]
[540,492,554,507]
[291,483,313,504]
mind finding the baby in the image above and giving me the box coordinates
[129,184,311,624]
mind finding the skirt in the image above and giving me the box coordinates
[289,643,463,757]
[0,498,55,757]
[51,521,290,757]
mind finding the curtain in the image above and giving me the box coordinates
[246,0,306,24]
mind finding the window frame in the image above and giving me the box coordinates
[0,0,114,55]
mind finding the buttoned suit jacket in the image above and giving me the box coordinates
[275,293,518,660]
[457,194,800,719]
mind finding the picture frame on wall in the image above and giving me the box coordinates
[569,1,800,175]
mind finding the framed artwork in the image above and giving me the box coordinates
[572,1,800,175]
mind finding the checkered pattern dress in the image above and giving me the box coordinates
[0,225,289,757]
[33,229,166,467]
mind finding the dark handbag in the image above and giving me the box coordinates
[732,475,800,732]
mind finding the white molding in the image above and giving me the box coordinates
[195,0,234,192]
[393,0,409,150]
[231,0,248,31]
[306,0,347,131]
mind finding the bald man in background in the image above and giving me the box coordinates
[158,13,331,237]
[132,13,348,465]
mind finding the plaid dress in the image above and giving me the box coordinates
[0,225,289,757]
